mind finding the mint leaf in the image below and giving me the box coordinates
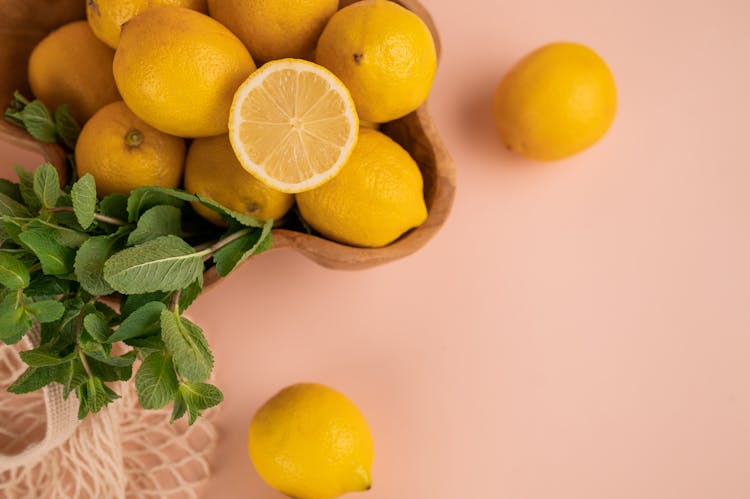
[14,166,41,213]
[83,313,112,342]
[0,294,31,344]
[195,194,263,228]
[57,359,87,399]
[26,299,65,323]
[0,252,30,289]
[127,205,182,246]
[136,352,179,409]
[103,235,204,294]
[0,179,22,203]
[127,187,188,222]
[214,221,273,277]
[21,100,57,143]
[76,376,119,419]
[75,235,118,296]
[86,350,135,368]
[109,301,165,342]
[120,291,169,318]
[160,310,213,382]
[25,275,72,297]
[19,347,75,367]
[8,365,59,394]
[179,275,203,312]
[170,391,188,422]
[100,194,128,221]
[54,105,80,149]
[86,355,132,382]
[125,335,165,353]
[179,382,223,425]
[19,229,75,275]
[25,219,89,248]
[71,174,97,229]
[0,192,32,217]
[33,163,60,209]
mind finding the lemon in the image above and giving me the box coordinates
[75,101,186,197]
[493,42,617,161]
[296,128,427,247]
[228,58,359,194]
[28,21,120,124]
[248,383,374,499]
[113,6,256,138]
[315,0,437,123]
[207,0,338,63]
[184,134,294,226]
[86,0,207,49]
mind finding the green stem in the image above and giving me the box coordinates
[195,228,252,260]
[169,289,181,315]
[74,301,94,377]
[47,206,128,226]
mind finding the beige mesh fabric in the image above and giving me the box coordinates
[0,326,219,499]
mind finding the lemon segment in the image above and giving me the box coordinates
[229,59,359,194]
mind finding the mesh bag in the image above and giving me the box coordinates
[0,324,219,499]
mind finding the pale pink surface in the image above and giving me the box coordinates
[2,0,750,497]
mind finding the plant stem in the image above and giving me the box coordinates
[195,228,252,260]
[47,206,128,226]
[74,302,94,377]
[169,289,181,314]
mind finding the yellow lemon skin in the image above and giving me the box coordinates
[248,383,374,499]
[296,128,427,248]
[207,0,338,63]
[75,101,186,197]
[86,0,207,49]
[184,134,294,226]
[113,6,256,138]
[28,21,120,124]
[315,0,437,123]
[493,42,617,161]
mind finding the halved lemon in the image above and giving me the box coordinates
[228,59,359,193]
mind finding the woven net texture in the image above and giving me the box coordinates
[0,332,219,499]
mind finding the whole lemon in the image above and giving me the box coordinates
[249,383,374,499]
[296,128,427,247]
[184,134,294,226]
[75,101,186,197]
[86,0,207,49]
[315,0,437,123]
[207,0,338,63]
[113,6,256,138]
[493,42,617,161]
[28,21,120,124]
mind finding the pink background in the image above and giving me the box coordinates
[3,0,750,497]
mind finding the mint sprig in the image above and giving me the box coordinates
[1,94,272,424]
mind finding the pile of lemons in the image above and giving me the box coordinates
[28,0,437,248]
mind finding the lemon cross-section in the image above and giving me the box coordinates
[228,59,359,194]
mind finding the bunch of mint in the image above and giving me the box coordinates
[1,93,272,424]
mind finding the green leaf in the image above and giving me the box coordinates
[0,252,30,289]
[0,179,22,203]
[19,346,75,367]
[25,275,72,298]
[86,349,136,368]
[83,313,112,342]
[76,376,119,419]
[120,291,169,318]
[56,359,87,399]
[33,163,60,209]
[127,205,182,246]
[25,219,89,248]
[26,300,65,323]
[0,294,31,344]
[8,365,60,394]
[179,382,223,425]
[195,194,263,228]
[160,310,213,382]
[135,352,179,409]
[87,355,132,382]
[20,100,57,143]
[19,229,75,275]
[103,235,205,294]
[179,275,203,312]
[99,194,129,221]
[0,192,32,218]
[170,391,188,422]
[14,165,41,213]
[109,301,165,342]
[74,235,118,296]
[214,221,273,277]
[54,105,80,149]
[71,174,97,229]
[2,218,24,245]
[126,187,188,222]
[125,335,165,353]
